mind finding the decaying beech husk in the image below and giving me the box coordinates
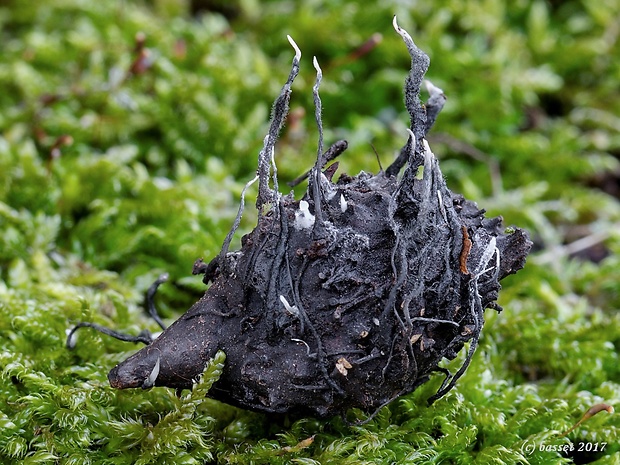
[105,18,532,418]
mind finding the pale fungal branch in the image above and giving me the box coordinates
[310,55,326,228]
[424,80,446,133]
[217,174,259,270]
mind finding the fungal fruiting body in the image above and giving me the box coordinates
[107,19,532,417]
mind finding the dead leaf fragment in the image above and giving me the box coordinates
[282,435,316,453]
[335,357,353,376]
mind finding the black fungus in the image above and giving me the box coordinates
[106,18,532,418]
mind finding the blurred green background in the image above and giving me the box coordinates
[0,0,619,463]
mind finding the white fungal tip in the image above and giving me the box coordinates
[424,79,444,97]
[320,173,338,200]
[291,338,311,355]
[489,236,497,255]
[437,190,448,223]
[495,246,501,271]
[422,139,434,172]
[280,295,299,316]
[406,128,417,155]
[340,194,347,213]
[287,35,301,62]
[392,15,400,31]
[143,356,160,389]
[406,128,416,145]
[392,15,413,42]
[422,138,435,161]
[475,237,498,277]
[294,200,315,230]
[279,295,293,311]
[313,56,322,76]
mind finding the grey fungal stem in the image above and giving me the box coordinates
[386,133,414,177]
[256,36,301,213]
[312,56,325,161]
[392,15,430,157]
[424,80,446,134]
[218,174,259,270]
[385,17,432,178]
[310,55,326,228]
[145,273,169,331]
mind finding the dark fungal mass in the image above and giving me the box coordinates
[107,18,532,418]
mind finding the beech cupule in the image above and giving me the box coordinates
[69,17,532,418]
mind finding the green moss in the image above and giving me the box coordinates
[1,0,619,463]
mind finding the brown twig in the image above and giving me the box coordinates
[560,403,614,437]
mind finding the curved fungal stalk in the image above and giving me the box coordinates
[256,36,301,213]
[424,79,447,133]
[392,16,430,149]
[216,174,259,272]
[106,23,532,418]
[287,34,301,63]
[310,55,325,228]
